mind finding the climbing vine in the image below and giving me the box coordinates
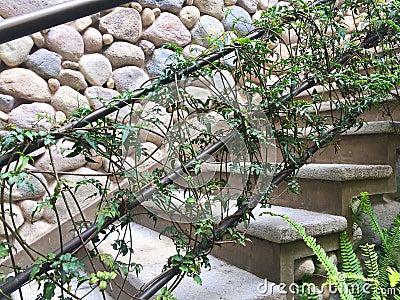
[0,0,400,299]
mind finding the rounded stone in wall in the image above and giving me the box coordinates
[258,0,278,9]
[141,8,155,27]
[137,0,185,14]
[8,102,56,131]
[0,94,15,113]
[18,221,53,245]
[0,36,34,67]
[31,32,46,48]
[34,140,88,177]
[191,15,225,47]
[222,6,253,36]
[102,34,114,46]
[48,78,60,92]
[103,42,145,68]
[45,25,84,62]
[294,257,315,281]
[19,200,44,223]
[25,48,62,79]
[51,86,89,117]
[139,40,155,57]
[0,0,70,18]
[281,28,299,45]
[236,0,258,14]
[142,12,191,48]
[193,0,224,20]
[1,167,47,201]
[182,44,206,58]
[0,204,24,236]
[82,27,103,53]
[79,54,112,86]
[85,86,120,109]
[57,69,88,91]
[147,48,177,77]
[69,16,93,32]
[130,2,143,12]
[179,6,200,29]
[62,60,80,70]
[99,8,142,44]
[112,66,150,93]
[0,68,52,103]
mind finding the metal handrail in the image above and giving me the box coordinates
[0,0,133,44]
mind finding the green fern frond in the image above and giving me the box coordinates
[263,212,356,300]
[353,192,385,244]
[379,215,400,286]
[360,244,385,299]
[339,232,365,300]
[340,232,363,275]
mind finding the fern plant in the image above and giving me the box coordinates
[262,211,357,300]
[340,232,365,300]
[352,192,400,290]
[264,209,400,300]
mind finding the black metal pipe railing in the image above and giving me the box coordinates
[0,0,134,45]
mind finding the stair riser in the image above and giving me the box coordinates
[274,133,399,166]
[310,134,400,165]
[270,176,396,219]
[211,234,339,287]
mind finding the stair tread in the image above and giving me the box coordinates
[344,121,400,135]
[95,223,282,300]
[297,163,392,181]
[239,205,347,244]
[201,162,392,181]
[299,120,400,137]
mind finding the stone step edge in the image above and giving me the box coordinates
[296,163,392,181]
[237,205,347,244]
[296,121,400,138]
[201,162,392,182]
[82,223,283,300]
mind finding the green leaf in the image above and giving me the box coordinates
[0,243,9,258]
[388,267,400,287]
[179,265,189,272]
[29,264,41,280]
[193,274,202,286]
[43,282,56,300]
[99,280,107,291]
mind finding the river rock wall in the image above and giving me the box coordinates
[0,0,283,246]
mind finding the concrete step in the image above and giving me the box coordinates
[293,86,400,123]
[307,95,400,123]
[273,121,400,166]
[308,121,400,166]
[192,159,395,222]
[211,205,347,288]
[270,163,394,221]
[79,223,284,300]
[131,205,346,297]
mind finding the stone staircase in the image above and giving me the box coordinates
[3,96,398,300]
[69,94,400,300]
[81,223,285,300]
